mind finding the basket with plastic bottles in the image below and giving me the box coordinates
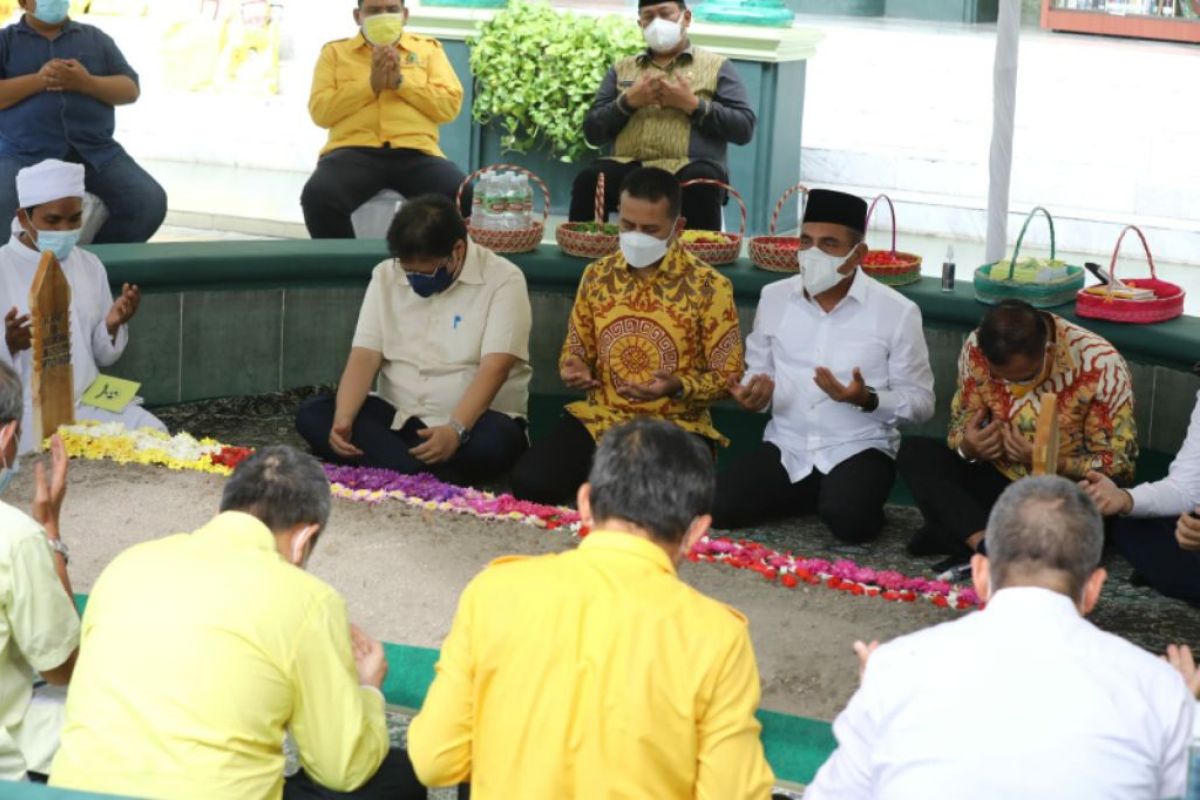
[457,165,549,255]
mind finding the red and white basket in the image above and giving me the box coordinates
[678,178,746,267]
[861,193,922,287]
[457,164,550,254]
[749,183,808,273]
[555,172,620,259]
[1076,225,1184,324]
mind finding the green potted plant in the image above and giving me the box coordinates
[468,0,643,163]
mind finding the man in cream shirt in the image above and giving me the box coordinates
[0,361,79,782]
[806,476,1194,800]
[296,194,531,485]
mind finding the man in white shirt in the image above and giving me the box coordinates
[1082,387,1200,604]
[0,361,80,782]
[1,159,164,453]
[296,194,532,485]
[806,475,1194,800]
[714,189,934,541]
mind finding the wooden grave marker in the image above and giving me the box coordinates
[29,250,73,449]
[1031,393,1060,477]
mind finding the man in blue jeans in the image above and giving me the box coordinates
[0,0,166,243]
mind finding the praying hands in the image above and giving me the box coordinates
[624,370,683,403]
[728,373,774,413]
[623,73,698,114]
[105,282,140,338]
[4,307,31,357]
[370,46,402,95]
[813,366,870,408]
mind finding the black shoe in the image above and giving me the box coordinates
[907,525,958,557]
[1128,571,1150,588]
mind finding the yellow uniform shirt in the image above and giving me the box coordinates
[50,512,389,800]
[0,500,79,780]
[561,242,744,444]
[407,531,775,799]
[309,31,463,158]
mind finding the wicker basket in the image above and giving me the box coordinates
[677,178,747,266]
[974,206,1085,308]
[555,172,619,259]
[862,194,922,287]
[457,164,550,254]
[749,183,808,273]
[1077,225,1184,324]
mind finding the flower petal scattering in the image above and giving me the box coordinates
[58,424,980,610]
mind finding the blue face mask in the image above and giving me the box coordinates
[405,261,455,298]
[32,0,70,24]
[35,228,81,261]
[0,452,19,496]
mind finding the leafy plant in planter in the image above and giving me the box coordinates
[468,0,643,162]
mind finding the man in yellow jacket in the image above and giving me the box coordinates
[408,418,775,799]
[302,0,468,239]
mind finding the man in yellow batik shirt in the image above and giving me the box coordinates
[301,0,468,238]
[50,447,430,800]
[511,167,744,505]
[409,418,775,799]
[897,299,1137,576]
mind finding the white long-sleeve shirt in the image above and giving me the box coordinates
[1129,390,1200,518]
[744,269,935,482]
[806,587,1194,800]
[0,235,128,453]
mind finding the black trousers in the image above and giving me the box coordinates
[1111,516,1200,605]
[301,147,472,239]
[284,748,447,800]
[295,394,527,486]
[569,159,726,231]
[897,436,1013,546]
[712,443,895,543]
[510,413,597,506]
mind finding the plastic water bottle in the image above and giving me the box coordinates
[480,172,501,230]
[941,245,956,293]
[470,173,485,225]
[518,174,533,228]
[502,173,520,231]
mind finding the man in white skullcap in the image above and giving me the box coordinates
[0,159,164,453]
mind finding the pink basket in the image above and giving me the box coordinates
[749,183,808,273]
[678,178,747,267]
[1076,225,1184,324]
[457,164,550,254]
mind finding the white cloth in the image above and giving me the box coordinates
[806,587,1194,800]
[743,269,935,482]
[1128,389,1200,518]
[0,235,164,454]
[15,160,84,208]
[352,241,532,429]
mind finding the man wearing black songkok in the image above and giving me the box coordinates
[713,189,936,541]
[571,0,755,232]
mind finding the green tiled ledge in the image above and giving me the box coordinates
[87,241,1200,456]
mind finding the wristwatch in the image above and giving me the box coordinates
[859,386,879,413]
[449,418,471,446]
[45,537,69,564]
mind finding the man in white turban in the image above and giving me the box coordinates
[0,159,164,453]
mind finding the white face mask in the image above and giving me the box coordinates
[799,247,852,297]
[643,16,684,53]
[620,227,674,269]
